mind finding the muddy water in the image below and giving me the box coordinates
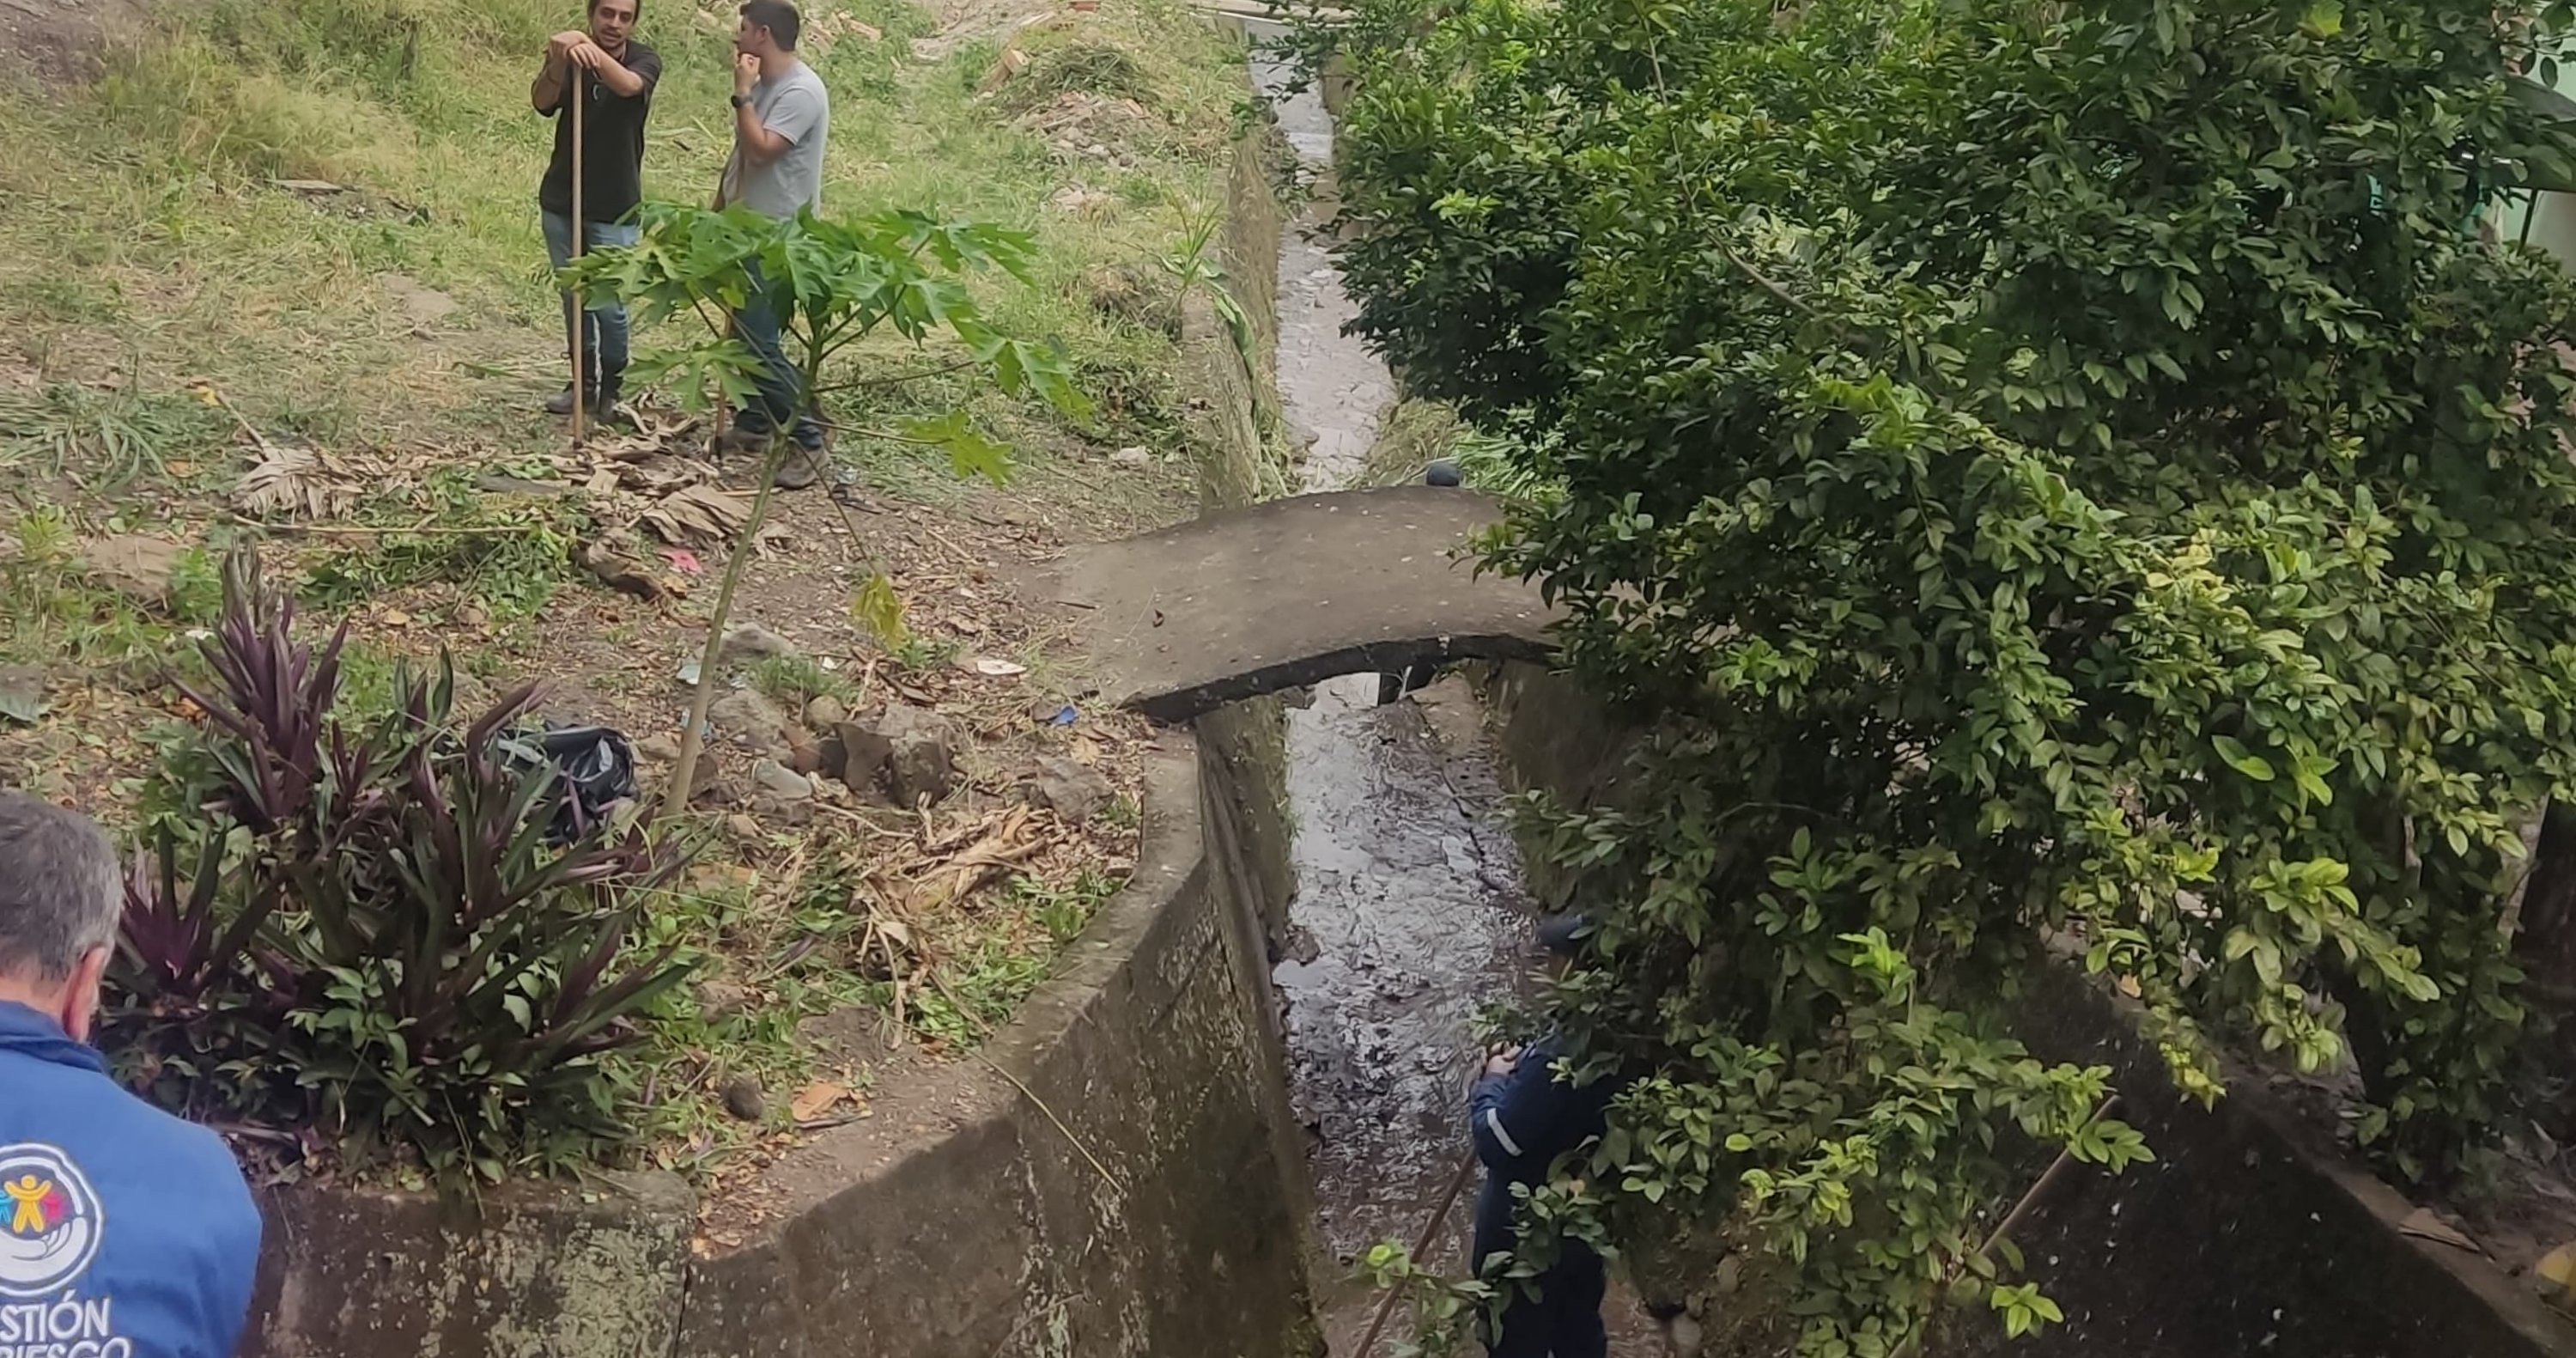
[1242,42,1665,1356]
[1249,45,1542,1354]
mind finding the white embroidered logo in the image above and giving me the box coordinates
[0,1144,103,1297]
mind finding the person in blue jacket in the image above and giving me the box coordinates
[1468,914,1621,1358]
[0,792,262,1358]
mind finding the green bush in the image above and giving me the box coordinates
[1326,0,2576,1346]
[106,551,695,1183]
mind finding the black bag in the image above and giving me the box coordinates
[499,723,640,843]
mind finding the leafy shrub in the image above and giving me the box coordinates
[105,551,693,1181]
[1325,0,2576,1346]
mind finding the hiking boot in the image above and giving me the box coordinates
[592,376,634,429]
[772,442,827,490]
[718,417,775,455]
[544,386,583,416]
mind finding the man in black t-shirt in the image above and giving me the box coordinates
[532,0,661,422]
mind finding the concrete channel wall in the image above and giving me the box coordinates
[1471,660,2576,1358]
[240,117,1321,1358]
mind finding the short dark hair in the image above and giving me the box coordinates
[739,0,801,48]
[592,0,641,18]
[0,793,120,983]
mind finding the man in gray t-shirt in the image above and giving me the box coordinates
[717,0,833,486]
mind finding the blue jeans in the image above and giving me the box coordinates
[544,210,638,387]
[730,263,825,450]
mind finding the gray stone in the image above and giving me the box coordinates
[0,665,46,724]
[823,706,957,806]
[804,694,848,730]
[832,719,894,794]
[1045,486,1559,722]
[1109,446,1152,466]
[1028,755,1113,824]
[708,689,797,762]
[720,622,800,662]
[636,733,683,762]
[76,535,187,609]
[783,722,824,775]
[696,979,752,1021]
[722,1075,766,1122]
[878,703,959,808]
[751,758,813,801]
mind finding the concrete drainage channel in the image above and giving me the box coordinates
[1249,41,1529,1352]
[1247,44,1668,1356]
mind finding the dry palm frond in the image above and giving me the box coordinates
[234,441,364,520]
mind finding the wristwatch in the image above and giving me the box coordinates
[730,93,751,109]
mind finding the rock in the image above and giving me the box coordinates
[878,703,959,808]
[828,706,957,806]
[696,980,752,1022]
[817,730,850,785]
[751,758,813,801]
[805,695,848,730]
[75,536,186,609]
[783,723,824,775]
[579,536,672,600]
[720,622,799,662]
[725,812,764,840]
[636,733,683,762]
[381,272,458,326]
[832,718,896,794]
[1027,755,1113,824]
[722,1075,767,1123]
[453,600,491,629]
[1109,446,1151,466]
[0,666,46,725]
[977,46,1029,93]
[708,689,798,762]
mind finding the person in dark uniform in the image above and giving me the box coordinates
[1468,914,1619,1358]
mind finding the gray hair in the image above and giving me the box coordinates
[0,793,122,983]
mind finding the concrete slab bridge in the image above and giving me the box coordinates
[1041,485,1563,721]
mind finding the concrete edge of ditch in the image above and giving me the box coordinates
[245,734,1315,1358]
[1470,658,2576,1358]
[241,114,1321,1358]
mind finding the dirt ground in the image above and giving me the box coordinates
[0,0,156,81]
[0,0,1253,1211]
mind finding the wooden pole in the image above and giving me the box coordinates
[1352,1150,1479,1358]
[568,64,587,442]
[1884,1094,2123,1358]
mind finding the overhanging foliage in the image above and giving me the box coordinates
[1322,0,2576,1347]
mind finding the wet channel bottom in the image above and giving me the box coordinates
[1276,676,1536,1352]
[1251,38,1659,1358]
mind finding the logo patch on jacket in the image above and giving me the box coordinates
[0,1144,102,1296]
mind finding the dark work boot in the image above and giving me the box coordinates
[544,386,581,416]
[592,371,633,428]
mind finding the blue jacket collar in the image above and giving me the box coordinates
[0,1000,106,1074]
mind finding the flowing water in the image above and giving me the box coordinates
[1247,45,1564,1356]
[1242,41,1666,1356]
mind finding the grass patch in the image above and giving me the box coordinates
[744,653,860,710]
[0,383,236,492]
[295,466,587,620]
[0,0,1242,1179]
[908,868,1120,1044]
[0,508,222,680]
